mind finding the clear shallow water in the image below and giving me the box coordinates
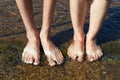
[0,0,120,80]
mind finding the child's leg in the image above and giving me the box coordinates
[16,0,40,65]
[86,0,110,61]
[67,0,88,62]
[40,0,64,66]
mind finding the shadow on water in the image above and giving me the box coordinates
[52,6,120,47]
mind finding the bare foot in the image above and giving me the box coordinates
[67,40,84,62]
[40,35,64,66]
[22,32,40,65]
[86,40,103,61]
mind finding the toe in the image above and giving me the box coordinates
[33,60,39,65]
[24,54,29,63]
[100,52,103,57]
[77,56,83,62]
[56,58,61,65]
[23,51,29,63]
[50,51,61,65]
[71,54,77,60]
[98,52,103,59]
[33,57,40,65]
[77,52,84,62]
[90,58,94,62]
[47,56,56,66]
[57,51,64,62]
[48,57,56,66]
[26,55,32,64]
[49,61,56,67]
[88,55,94,62]
[26,57,30,64]
[96,49,103,59]
[60,55,64,63]
[70,53,75,59]
[91,54,97,61]
[24,57,28,63]
[22,55,25,62]
[98,52,101,58]
[56,55,63,65]
[22,52,26,62]
[57,55,63,65]
[94,54,99,61]
[68,53,73,59]
[54,55,61,65]
[67,45,73,58]
[58,55,64,65]
[67,51,71,58]
[69,53,73,59]
[28,57,33,64]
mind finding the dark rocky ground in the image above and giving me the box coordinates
[0,0,120,80]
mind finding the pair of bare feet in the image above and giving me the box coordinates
[22,31,103,66]
[67,38,103,62]
[22,31,64,66]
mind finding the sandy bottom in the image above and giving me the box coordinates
[0,0,120,80]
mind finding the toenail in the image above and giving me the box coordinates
[34,62,39,65]
[50,62,56,66]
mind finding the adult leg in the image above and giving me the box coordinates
[86,0,110,61]
[16,0,40,65]
[68,0,88,62]
[40,0,64,66]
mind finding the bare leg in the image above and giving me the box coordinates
[67,0,88,62]
[40,0,64,66]
[86,0,110,61]
[16,0,40,65]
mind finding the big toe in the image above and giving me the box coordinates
[49,61,56,67]
[87,55,94,62]
[77,56,83,62]
[71,54,77,60]
[24,54,33,64]
[33,58,40,65]
[67,52,74,59]
[47,56,56,66]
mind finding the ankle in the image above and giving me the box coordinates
[73,34,85,46]
[27,37,39,43]
[86,33,96,41]
[27,31,39,42]
[86,37,96,45]
[40,29,51,41]
[73,33,85,41]
[73,40,84,46]
[40,33,50,42]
